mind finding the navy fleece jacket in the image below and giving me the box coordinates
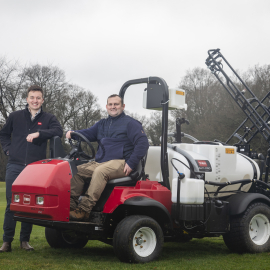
[76,112,149,170]
[0,106,63,165]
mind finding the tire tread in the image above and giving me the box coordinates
[223,202,270,253]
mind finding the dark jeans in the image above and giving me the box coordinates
[3,163,33,243]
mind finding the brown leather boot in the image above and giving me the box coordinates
[0,242,11,252]
[20,241,34,251]
[70,208,90,221]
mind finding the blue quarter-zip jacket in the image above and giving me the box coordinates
[77,112,149,170]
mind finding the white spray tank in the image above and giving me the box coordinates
[171,174,205,204]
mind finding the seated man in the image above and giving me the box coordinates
[66,94,149,221]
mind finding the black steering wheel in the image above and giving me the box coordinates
[68,131,95,160]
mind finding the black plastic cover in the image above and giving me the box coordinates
[172,203,204,221]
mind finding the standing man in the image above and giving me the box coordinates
[66,94,149,221]
[0,85,63,252]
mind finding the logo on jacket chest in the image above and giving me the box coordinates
[38,122,42,125]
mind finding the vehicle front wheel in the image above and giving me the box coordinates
[223,202,270,253]
[113,215,164,263]
[45,228,88,248]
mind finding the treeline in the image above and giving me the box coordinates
[0,57,103,181]
[1,56,270,181]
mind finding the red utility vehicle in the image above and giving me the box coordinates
[10,50,270,263]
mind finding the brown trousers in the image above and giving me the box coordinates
[70,159,126,213]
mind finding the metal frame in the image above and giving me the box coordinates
[119,77,170,189]
[206,49,270,182]
[206,49,270,143]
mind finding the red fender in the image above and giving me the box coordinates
[103,180,172,213]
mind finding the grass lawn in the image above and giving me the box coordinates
[0,181,270,270]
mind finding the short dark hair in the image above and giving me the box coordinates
[27,85,43,97]
[107,94,124,105]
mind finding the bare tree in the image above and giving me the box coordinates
[22,64,104,132]
[170,67,245,142]
[0,57,25,124]
[245,64,270,100]
[0,60,103,181]
[23,64,67,114]
[63,84,103,131]
[125,111,148,127]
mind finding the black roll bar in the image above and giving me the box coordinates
[119,77,170,190]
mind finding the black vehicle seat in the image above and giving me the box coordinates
[49,136,66,158]
[107,153,147,186]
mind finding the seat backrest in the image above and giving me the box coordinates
[130,153,147,180]
[108,153,147,185]
[49,136,66,158]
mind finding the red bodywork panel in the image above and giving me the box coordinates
[10,159,72,222]
[103,180,172,213]
[11,159,172,222]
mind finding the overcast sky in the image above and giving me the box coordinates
[1,0,270,116]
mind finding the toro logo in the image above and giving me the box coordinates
[38,122,42,125]
[195,160,212,172]
[23,194,31,204]
[197,160,207,167]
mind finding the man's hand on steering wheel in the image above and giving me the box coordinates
[66,130,73,140]
[66,131,95,160]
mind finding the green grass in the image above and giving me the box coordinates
[0,181,270,269]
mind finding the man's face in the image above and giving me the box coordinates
[26,91,44,112]
[106,96,125,117]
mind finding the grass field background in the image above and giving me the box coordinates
[0,181,269,269]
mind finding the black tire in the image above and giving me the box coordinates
[223,202,270,253]
[45,228,88,249]
[113,215,164,263]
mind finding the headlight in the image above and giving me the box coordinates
[14,194,20,203]
[36,196,44,205]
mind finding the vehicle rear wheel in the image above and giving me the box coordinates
[45,228,88,248]
[113,215,164,263]
[223,202,270,253]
